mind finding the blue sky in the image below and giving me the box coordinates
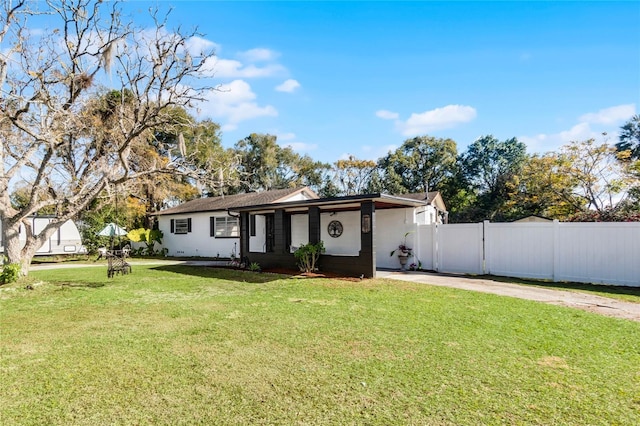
[123,2,638,162]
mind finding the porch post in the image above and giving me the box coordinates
[360,200,376,278]
[274,209,287,253]
[308,206,321,244]
[239,212,250,261]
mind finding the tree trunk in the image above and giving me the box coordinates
[2,218,57,277]
[2,220,27,276]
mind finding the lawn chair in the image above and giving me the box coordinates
[106,249,132,278]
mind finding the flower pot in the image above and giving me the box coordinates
[397,252,410,269]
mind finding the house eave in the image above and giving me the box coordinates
[230,193,429,214]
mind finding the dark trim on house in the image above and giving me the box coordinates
[239,200,379,278]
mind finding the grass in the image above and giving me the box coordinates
[1,265,639,425]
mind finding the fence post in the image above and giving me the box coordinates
[483,220,490,275]
[552,219,560,282]
[432,222,439,272]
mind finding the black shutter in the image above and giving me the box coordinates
[187,218,192,232]
[170,219,175,233]
[210,217,215,237]
[250,214,256,236]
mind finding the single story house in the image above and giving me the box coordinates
[154,187,446,278]
[153,187,319,258]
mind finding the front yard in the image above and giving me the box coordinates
[1,265,639,425]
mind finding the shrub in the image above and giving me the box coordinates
[0,263,21,285]
[294,241,325,273]
[126,228,163,256]
[248,262,261,272]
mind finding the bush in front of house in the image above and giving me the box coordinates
[294,241,325,273]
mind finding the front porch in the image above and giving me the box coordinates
[234,194,429,278]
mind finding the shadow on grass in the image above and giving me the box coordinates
[54,281,106,289]
[467,274,640,300]
[149,264,293,284]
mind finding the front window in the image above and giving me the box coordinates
[214,216,239,238]
[174,218,190,234]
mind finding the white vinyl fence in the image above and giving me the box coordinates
[413,220,640,287]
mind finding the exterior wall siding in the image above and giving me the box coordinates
[320,211,360,255]
[158,212,239,258]
[375,208,417,269]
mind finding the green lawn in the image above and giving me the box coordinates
[1,265,639,425]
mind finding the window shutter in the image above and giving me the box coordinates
[170,219,175,233]
[187,218,192,232]
[250,214,256,236]
[210,217,215,237]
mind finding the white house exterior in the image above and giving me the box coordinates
[0,216,84,255]
[155,188,447,277]
[154,187,319,258]
[234,191,447,277]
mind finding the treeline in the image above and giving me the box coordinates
[220,130,639,223]
[17,111,636,230]
[125,114,640,226]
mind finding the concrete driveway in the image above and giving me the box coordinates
[377,270,640,322]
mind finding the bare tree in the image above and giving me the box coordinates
[1,0,218,275]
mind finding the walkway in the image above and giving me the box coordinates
[377,270,640,322]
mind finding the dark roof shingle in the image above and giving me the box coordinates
[153,187,316,216]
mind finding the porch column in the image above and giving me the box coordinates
[274,209,287,253]
[360,200,376,278]
[308,206,321,244]
[239,212,250,260]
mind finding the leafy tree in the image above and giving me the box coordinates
[616,115,640,160]
[377,136,458,194]
[615,116,640,212]
[504,153,584,220]
[557,139,636,213]
[0,0,216,275]
[459,135,527,221]
[331,155,378,196]
[233,133,328,193]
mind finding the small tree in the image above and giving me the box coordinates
[293,241,325,273]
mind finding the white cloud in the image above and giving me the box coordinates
[275,132,316,152]
[378,105,476,136]
[376,110,399,120]
[276,132,296,141]
[196,79,277,129]
[579,104,635,125]
[238,48,279,62]
[520,103,636,153]
[202,57,285,79]
[275,79,301,93]
[185,36,219,56]
[358,144,398,160]
[282,142,318,152]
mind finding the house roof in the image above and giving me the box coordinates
[229,192,435,214]
[152,187,318,216]
[395,191,447,212]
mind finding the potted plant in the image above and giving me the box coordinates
[390,232,413,270]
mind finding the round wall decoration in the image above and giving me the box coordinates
[327,220,343,238]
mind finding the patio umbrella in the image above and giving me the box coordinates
[97,222,128,237]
